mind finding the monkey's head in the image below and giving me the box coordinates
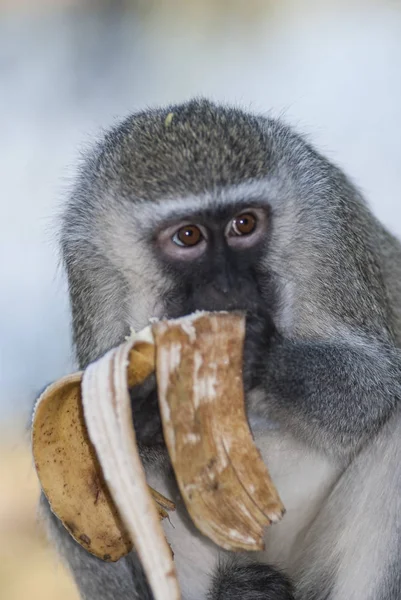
[61,98,364,371]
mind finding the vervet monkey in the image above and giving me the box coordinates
[40,99,401,599]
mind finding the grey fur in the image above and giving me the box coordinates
[39,98,401,599]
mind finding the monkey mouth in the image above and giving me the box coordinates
[131,304,274,451]
[163,296,270,321]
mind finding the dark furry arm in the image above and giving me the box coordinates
[210,559,294,600]
[261,334,401,456]
[39,494,153,600]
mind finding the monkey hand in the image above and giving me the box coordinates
[213,560,294,600]
[242,309,276,394]
[130,372,166,448]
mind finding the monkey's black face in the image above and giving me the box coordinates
[132,203,276,448]
[155,203,275,391]
[154,203,273,317]
[156,206,268,263]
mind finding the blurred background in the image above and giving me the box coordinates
[1,0,401,597]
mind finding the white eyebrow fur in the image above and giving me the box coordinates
[132,179,276,227]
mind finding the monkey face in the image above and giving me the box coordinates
[62,100,356,453]
[62,100,314,371]
[126,199,278,449]
[153,203,272,316]
[149,202,275,393]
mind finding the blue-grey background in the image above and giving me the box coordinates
[2,0,401,424]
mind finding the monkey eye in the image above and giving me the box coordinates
[225,208,267,249]
[172,225,203,247]
[230,213,257,236]
[158,221,207,260]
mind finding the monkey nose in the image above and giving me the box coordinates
[212,282,230,296]
[212,271,231,295]
[195,284,236,313]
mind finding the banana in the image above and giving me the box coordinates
[32,312,285,600]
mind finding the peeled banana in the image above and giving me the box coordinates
[32,312,285,600]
